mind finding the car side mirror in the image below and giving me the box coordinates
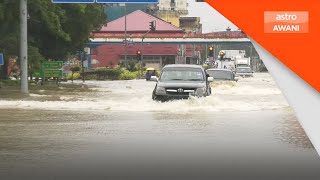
[234,77,239,82]
[150,76,158,82]
[207,77,214,82]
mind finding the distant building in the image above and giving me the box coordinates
[179,17,202,34]
[146,0,203,64]
[91,10,185,70]
[158,0,188,11]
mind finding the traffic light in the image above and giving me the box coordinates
[219,51,225,60]
[208,47,213,57]
[136,50,142,60]
[149,21,156,31]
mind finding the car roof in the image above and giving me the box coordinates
[163,64,203,69]
[206,68,232,72]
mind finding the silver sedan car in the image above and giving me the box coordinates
[206,69,239,82]
[235,66,254,77]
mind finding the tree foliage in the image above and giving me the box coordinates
[0,0,106,79]
[70,66,81,73]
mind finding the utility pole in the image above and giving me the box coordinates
[139,20,155,74]
[81,51,85,83]
[141,28,152,62]
[20,0,28,94]
[205,44,208,60]
[124,4,128,69]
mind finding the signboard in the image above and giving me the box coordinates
[52,0,158,3]
[52,0,94,3]
[42,61,63,69]
[33,70,63,78]
[0,53,3,65]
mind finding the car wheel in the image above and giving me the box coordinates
[152,90,160,101]
[207,87,212,96]
[152,92,156,100]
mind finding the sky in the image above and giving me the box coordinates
[185,0,238,33]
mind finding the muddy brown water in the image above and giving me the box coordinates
[0,73,319,180]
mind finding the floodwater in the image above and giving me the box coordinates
[0,73,319,180]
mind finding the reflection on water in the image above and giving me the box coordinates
[0,108,320,180]
[273,112,314,149]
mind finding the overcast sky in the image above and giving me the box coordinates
[185,0,238,33]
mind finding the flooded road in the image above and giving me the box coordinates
[0,73,319,180]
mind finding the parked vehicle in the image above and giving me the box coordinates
[206,69,239,82]
[151,64,213,101]
[235,66,254,77]
[146,67,156,81]
[235,57,251,68]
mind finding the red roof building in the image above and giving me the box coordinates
[90,10,197,70]
[99,10,183,33]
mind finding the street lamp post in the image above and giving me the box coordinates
[140,21,155,77]
[124,4,128,69]
[20,0,28,94]
[141,30,151,61]
[140,30,151,78]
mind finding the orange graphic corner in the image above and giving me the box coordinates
[205,0,320,92]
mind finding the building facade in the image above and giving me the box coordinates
[90,10,186,70]
[152,0,189,27]
[179,17,202,33]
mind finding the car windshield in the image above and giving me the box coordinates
[160,67,204,82]
[237,68,252,73]
[207,70,232,80]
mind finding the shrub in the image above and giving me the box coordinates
[93,67,123,80]
[70,66,81,72]
[67,73,81,80]
[84,74,97,80]
[0,80,20,86]
[119,70,138,80]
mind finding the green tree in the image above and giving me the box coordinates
[0,0,20,79]
[0,0,106,79]
[28,46,44,80]
[127,61,137,72]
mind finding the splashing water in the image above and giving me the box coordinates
[0,73,288,112]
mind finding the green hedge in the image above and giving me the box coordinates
[93,68,123,80]
[119,70,138,80]
[80,67,158,81]
[0,80,20,86]
[67,73,81,80]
